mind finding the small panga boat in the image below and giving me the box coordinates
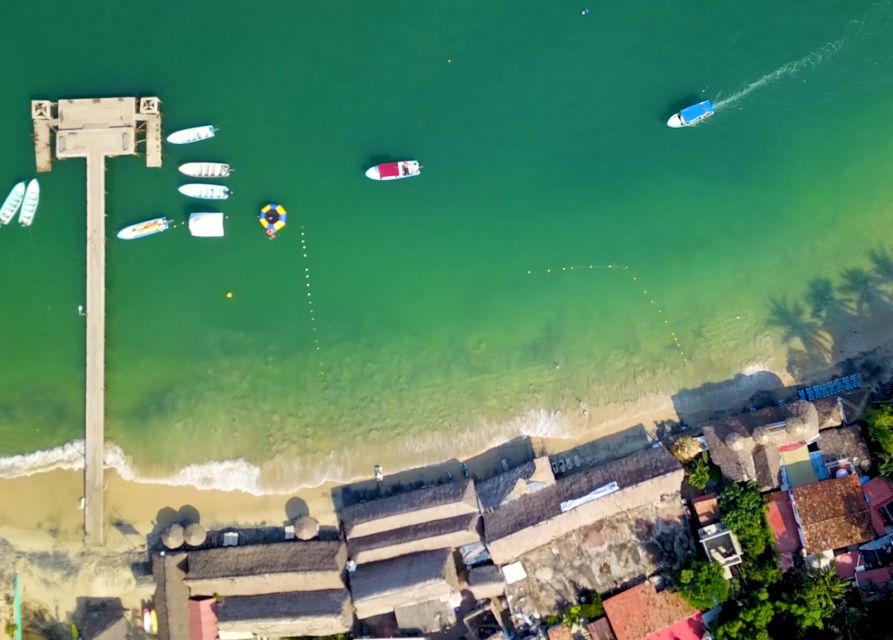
[667,100,715,128]
[167,126,217,144]
[179,162,231,178]
[0,181,25,226]
[117,217,170,240]
[188,212,225,237]
[18,179,40,227]
[178,184,230,200]
[365,160,421,181]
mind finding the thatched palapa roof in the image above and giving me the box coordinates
[483,444,684,564]
[467,564,506,601]
[349,549,459,620]
[294,515,319,540]
[152,552,189,640]
[184,540,346,596]
[476,457,555,512]
[341,478,478,539]
[184,523,207,547]
[348,513,480,564]
[818,425,871,473]
[216,589,353,637]
[162,523,184,549]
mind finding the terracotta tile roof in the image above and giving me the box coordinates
[690,494,718,527]
[587,618,616,640]
[791,475,874,554]
[547,625,573,640]
[602,581,697,640]
[766,492,801,554]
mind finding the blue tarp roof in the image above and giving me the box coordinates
[680,100,714,124]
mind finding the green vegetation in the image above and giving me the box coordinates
[687,452,711,490]
[671,435,702,463]
[777,569,848,634]
[676,559,729,610]
[717,481,773,557]
[714,588,775,640]
[867,406,893,478]
[547,592,604,627]
[4,623,16,640]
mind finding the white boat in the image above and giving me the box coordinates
[667,100,715,128]
[179,162,231,178]
[0,181,25,226]
[18,179,40,227]
[178,183,230,200]
[188,212,225,237]
[117,217,170,240]
[167,126,217,145]
[365,160,421,181]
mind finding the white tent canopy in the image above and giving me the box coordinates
[189,212,224,237]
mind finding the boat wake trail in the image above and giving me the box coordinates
[715,37,846,110]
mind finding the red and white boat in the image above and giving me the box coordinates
[365,160,421,181]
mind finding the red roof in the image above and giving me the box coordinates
[603,581,700,640]
[856,567,893,589]
[378,162,400,178]
[188,599,217,640]
[863,477,893,537]
[587,618,616,640]
[645,613,705,640]
[690,494,719,527]
[835,551,859,580]
[766,491,801,554]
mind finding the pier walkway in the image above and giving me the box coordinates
[32,97,162,546]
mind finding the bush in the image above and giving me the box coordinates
[778,568,848,634]
[671,436,702,463]
[867,406,893,453]
[688,452,711,490]
[718,481,772,558]
[676,559,729,610]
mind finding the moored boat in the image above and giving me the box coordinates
[365,160,421,181]
[188,212,225,237]
[178,183,230,200]
[117,217,170,240]
[667,100,715,128]
[18,179,40,227]
[0,181,25,226]
[179,162,231,178]
[167,126,217,145]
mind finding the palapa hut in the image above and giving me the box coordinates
[348,513,480,564]
[482,444,684,565]
[294,515,320,541]
[216,589,353,638]
[349,549,459,620]
[152,552,190,640]
[184,540,346,597]
[340,478,478,540]
[184,522,207,547]
[162,523,185,549]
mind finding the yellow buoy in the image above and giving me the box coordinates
[226,291,233,299]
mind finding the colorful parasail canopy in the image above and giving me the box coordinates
[259,203,287,239]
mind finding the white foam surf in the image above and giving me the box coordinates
[715,38,845,110]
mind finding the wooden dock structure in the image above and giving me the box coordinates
[31,97,163,546]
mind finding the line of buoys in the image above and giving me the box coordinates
[525,263,689,363]
[299,224,328,389]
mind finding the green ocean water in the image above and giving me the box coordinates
[2,1,893,486]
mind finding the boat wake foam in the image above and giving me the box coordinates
[715,37,846,110]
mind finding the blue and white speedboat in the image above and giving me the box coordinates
[667,100,715,128]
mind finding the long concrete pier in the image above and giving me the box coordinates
[32,97,162,546]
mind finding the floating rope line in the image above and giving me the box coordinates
[526,263,689,364]
[299,224,329,390]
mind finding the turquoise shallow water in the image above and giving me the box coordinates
[1,1,893,485]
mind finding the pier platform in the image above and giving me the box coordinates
[31,96,163,546]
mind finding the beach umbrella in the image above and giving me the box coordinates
[259,203,287,239]
[184,522,207,546]
[294,515,319,541]
[161,523,184,549]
